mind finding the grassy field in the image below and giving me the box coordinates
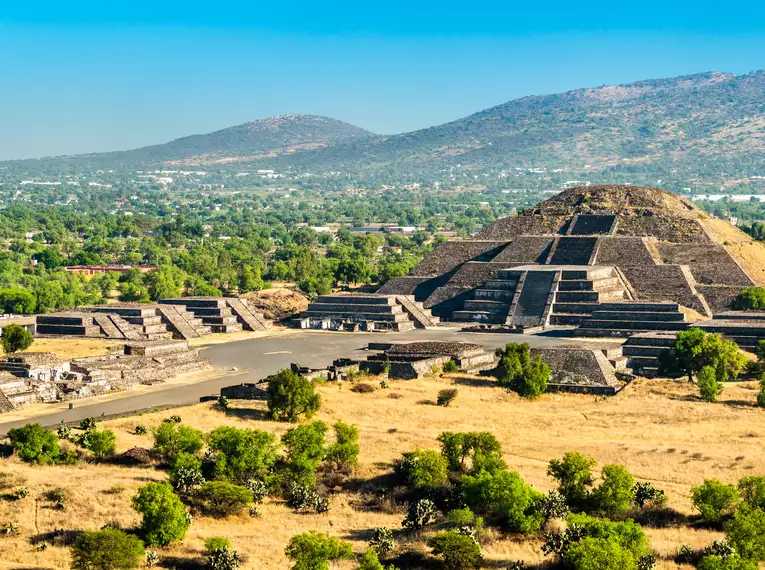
[2,373,764,569]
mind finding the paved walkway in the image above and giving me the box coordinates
[0,328,578,434]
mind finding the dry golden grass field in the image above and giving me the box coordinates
[2,373,765,569]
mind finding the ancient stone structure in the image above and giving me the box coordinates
[359,341,495,379]
[0,341,211,413]
[35,297,272,341]
[298,294,439,331]
[378,185,755,339]
[530,346,625,395]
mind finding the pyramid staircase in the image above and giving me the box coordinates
[451,272,518,324]
[549,268,631,326]
[224,298,272,331]
[575,302,689,338]
[394,296,440,328]
[159,298,243,333]
[156,305,212,339]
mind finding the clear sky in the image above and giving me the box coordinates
[2,0,765,160]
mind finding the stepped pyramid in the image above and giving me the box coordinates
[378,185,763,339]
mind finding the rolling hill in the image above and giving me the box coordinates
[7,71,765,181]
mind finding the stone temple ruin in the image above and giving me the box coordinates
[298,294,439,331]
[35,297,271,341]
[375,185,764,342]
[0,340,210,413]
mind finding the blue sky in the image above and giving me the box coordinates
[2,1,765,160]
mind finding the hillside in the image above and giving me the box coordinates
[27,115,375,168]
[278,71,765,176]
[8,71,765,182]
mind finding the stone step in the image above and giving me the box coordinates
[622,333,678,347]
[483,279,518,290]
[622,345,675,357]
[316,295,395,305]
[579,320,688,331]
[451,311,507,324]
[474,289,514,301]
[589,310,686,322]
[560,270,590,279]
[556,291,599,303]
[300,311,411,323]
[395,296,439,328]
[226,298,271,331]
[557,280,596,291]
[610,355,629,369]
[307,303,404,314]
[552,302,600,314]
[627,355,663,369]
[598,302,681,312]
[549,314,590,326]
[463,300,510,314]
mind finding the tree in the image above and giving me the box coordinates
[492,343,549,399]
[563,537,638,570]
[691,480,739,523]
[324,420,360,472]
[427,531,483,569]
[284,531,353,570]
[732,287,765,310]
[738,476,765,510]
[670,329,746,383]
[145,265,185,301]
[191,481,254,518]
[8,423,61,464]
[206,426,278,483]
[282,421,328,487]
[396,449,448,488]
[590,464,635,516]
[726,506,765,561]
[1,324,33,354]
[131,482,190,547]
[697,554,758,570]
[0,288,36,314]
[437,431,505,475]
[461,469,544,533]
[547,452,597,506]
[266,369,321,422]
[151,422,204,466]
[70,528,145,570]
[83,429,117,460]
[698,365,724,402]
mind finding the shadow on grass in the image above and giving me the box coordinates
[221,406,271,421]
[158,556,205,570]
[453,376,496,388]
[30,529,84,547]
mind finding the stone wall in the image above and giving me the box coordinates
[423,285,474,315]
[446,262,514,286]
[657,244,754,286]
[411,241,507,276]
[615,211,711,243]
[530,346,622,392]
[696,285,744,313]
[491,237,555,263]
[476,215,569,240]
[620,265,708,314]
[593,237,657,266]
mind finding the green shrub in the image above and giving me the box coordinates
[169,452,204,493]
[151,422,204,466]
[286,483,330,513]
[547,452,597,506]
[540,490,570,519]
[1,324,33,354]
[324,420,360,472]
[758,378,765,408]
[206,547,240,570]
[427,531,483,569]
[632,482,667,509]
[357,548,386,570]
[726,506,765,561]
[443,359,459,373]
[437,388,458,407]
[563,537,638,570]
[8,423,63,464]
[216,395,230,410]
[284,531,353,570]
[590,464,635,516]
[493,343,549,399]
[192,481,254,518]
[566,514,648,561]
[70,528,145,570]
[267,368,321,422]
[134,425,147,435]
[696,554,758,570]
[131,482,190,547]
[669,329,747,383]
[244,478,268,504]
[738,476,765,510]
[461,469,544,533]
[396,449,448,488]
[691,480,738,523]
[83,429,117,460]
[368,527,396,558]
[733,287,765,310]
[282,421,328,487]
[206,426,278,483]
[698,365,723,402]
[402,498,437,531]
[437,431,505,475]
[205,536,232,554]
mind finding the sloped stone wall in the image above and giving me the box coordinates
[615,211,711,243]
[477,215,569,240]
[593,237,657,266]
[657,244,754,286]
[446,262,514,286]
[411,241,507,276]
[696,285,744,313]
[620,265,708,314]
[491,237,555,263]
